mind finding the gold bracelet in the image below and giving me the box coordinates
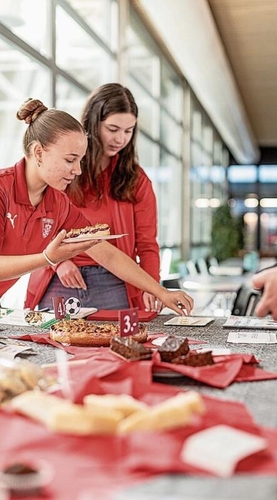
[43,249,56,267]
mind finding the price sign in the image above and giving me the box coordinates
[119,308,139,337]
[52,296,66,319]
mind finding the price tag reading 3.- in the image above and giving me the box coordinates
[119,308,139,337]
[52,296,66,320]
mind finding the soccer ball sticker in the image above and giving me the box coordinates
[65,297,81,316]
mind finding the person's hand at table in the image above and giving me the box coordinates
[56,259,87,289]
[158,288,194,316]
[252,266,277,319]
[143,292,163,312]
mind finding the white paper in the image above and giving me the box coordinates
[224,315,277,330]
[164,316,214,327]
[0,307,98,327]
[181,424,267,477]
[227,331,277,344]
[0,344,33,360]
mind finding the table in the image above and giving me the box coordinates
[1,316,277,500]
[181,273,253,293]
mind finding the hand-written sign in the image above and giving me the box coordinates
[119,308,139,337]
[52,296,66,320]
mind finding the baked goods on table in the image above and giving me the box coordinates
[10,390,205,435]
[157,335,214,367]
[158,335,190,362]
[110,336,153,360]
[172,350,214,367]
[65,223,110,239]
[24,311,44,325]
[0,359,53,405]
[49,319,148,346]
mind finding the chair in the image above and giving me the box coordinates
[196,258,209,275]
[185,259,199,276]
[231,284,262,316]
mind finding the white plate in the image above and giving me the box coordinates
[152,336,168,346]
[152,367,184,379]
[63,233,128,243]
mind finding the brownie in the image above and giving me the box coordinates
[158,335,189,362]
[110,336,152,361]
[172,350,214,367]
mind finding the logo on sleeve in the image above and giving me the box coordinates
[42,218,55,238]
[6,212,17,228]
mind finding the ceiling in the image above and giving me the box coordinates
[207,0,277,148]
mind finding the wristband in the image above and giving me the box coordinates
[43,249,57,267]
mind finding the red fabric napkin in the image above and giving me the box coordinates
[2,382,277,500]
[10,334,277,388]
[152,351,277,388]
[87,309,158,322]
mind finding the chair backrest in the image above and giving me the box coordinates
[185,259,199,276]
[231,284,262,316]
[196,258,209,275]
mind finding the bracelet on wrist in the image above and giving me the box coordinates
[43,249,57,267]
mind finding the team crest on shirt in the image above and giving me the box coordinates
[6,212,17,228]
[42,218,55,238]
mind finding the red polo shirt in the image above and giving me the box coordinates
[0,159,90,297]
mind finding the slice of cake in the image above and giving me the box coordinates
[110,336,152,361]
[158,335,189,362]
[172,350,214,367]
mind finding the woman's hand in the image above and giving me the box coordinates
[160,288,194,316]
[143,292,163,312]
[44,230,101,265]
[56,260,87,289]
[252,266,277,319]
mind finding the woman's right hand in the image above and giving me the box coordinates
[56,260,87,289]
[43,230,101,266]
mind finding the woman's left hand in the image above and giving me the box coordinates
[142,292,163,312]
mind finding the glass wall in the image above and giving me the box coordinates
[0,0,231,291]
[228,163,277,255]
[190,96,229,261]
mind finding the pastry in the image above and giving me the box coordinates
[49,319,148,346]
[83,393,147,416]
[65,223,110,239]
[10,391,122,435]
[118,391,205,434]
[110,336,152,360]
[158,335,189,362]
[172,350,214,367]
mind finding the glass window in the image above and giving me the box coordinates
[128,78,160,140]
[259,165,277,182]
[228,165,257,183]
[137,132,159,189]
[0,0,50,57]
[0,38,51,168]
[161,61,183,121]
[158,152,182,247]
[127,24,160,97]
[56,76,88,119]
[67,0,118,51]
[161,110,182,156]
[56,6,116,89]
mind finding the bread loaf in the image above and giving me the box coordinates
[84,393,147,417]
[118,391,205,434]
[10,391,122,435]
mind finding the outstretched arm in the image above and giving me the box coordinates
[252,265,277,319]
[86,241,194,316]
[0,231,99,281]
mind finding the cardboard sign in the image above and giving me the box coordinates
[52,296,66,320]
[118,308,139,337]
